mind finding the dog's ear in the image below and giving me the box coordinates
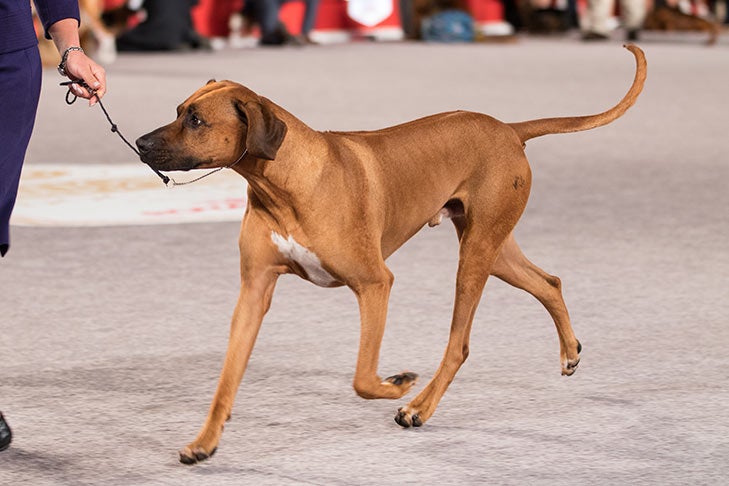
[207,78,216,85]
[235,99,287,161]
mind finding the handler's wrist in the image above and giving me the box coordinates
[57,46,84,77]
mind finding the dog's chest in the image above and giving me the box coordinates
[270,232,337,287]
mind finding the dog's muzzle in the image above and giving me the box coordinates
[134,134,196,171]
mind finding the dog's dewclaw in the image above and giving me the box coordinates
[383,372,418,386]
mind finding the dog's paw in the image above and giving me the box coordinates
[561,340,582,376]
[394,406,423,428]
[179,445,217,465]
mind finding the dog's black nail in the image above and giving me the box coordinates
[194,450,209,461]
[412,414,422,427]
[179,453,197,465]
[577,340,583,353]
[395,411,411,428]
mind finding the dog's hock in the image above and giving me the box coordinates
[271,232,337,287]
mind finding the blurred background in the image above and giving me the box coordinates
[33,0,728,67]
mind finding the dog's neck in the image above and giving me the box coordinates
[234,129,329,230]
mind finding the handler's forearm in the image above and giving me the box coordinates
[46,17,108,104]
[47,18,82,55]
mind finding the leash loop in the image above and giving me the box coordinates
[60,80,248,187]
[64,87,77,105]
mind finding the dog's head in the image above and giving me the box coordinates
[135,80,287,172]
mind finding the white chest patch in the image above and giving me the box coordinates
[270,232,337,287]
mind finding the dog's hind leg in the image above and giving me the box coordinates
[394,215,507,428]
[491,234,581,376]
[350,265,419,400]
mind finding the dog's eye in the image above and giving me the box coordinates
[187,113,204,128]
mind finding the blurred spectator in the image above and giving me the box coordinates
[80,0,118,64]
[242,0,321,45]
[401,0,523,39]
[400,0,417,37]
[522,0,572,34]
[401,0,470,39]
[582,0,647,40]
[715,0,729,23]
[116,0,210,51]
[501,0,524,31]
[421,9,475,41]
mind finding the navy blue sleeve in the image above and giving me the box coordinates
[33,0,80,40]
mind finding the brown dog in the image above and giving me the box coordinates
[643,5,721,45]
[136,45,646,464]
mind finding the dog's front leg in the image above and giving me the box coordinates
[179,269,278,465]
[351,268,418,400]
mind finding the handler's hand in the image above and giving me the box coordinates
[63,50,107,107]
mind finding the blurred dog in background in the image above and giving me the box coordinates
[643,2,722,45]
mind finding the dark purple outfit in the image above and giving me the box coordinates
[0,0,79,257]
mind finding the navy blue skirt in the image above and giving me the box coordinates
[0,46,41,257]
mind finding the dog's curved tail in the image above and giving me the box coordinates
[509,44,647,144]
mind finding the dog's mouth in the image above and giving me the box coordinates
[139,151,207,172]
[136,133,210,172]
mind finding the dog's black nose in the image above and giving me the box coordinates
[135,136,154,155]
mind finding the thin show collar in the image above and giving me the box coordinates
[163,148,248,186]
[61,80,246,187]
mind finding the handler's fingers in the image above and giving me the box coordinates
[89,66,107,105]
[64,53,106,106]
[78,64,105,107]
[70,82,90,99]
